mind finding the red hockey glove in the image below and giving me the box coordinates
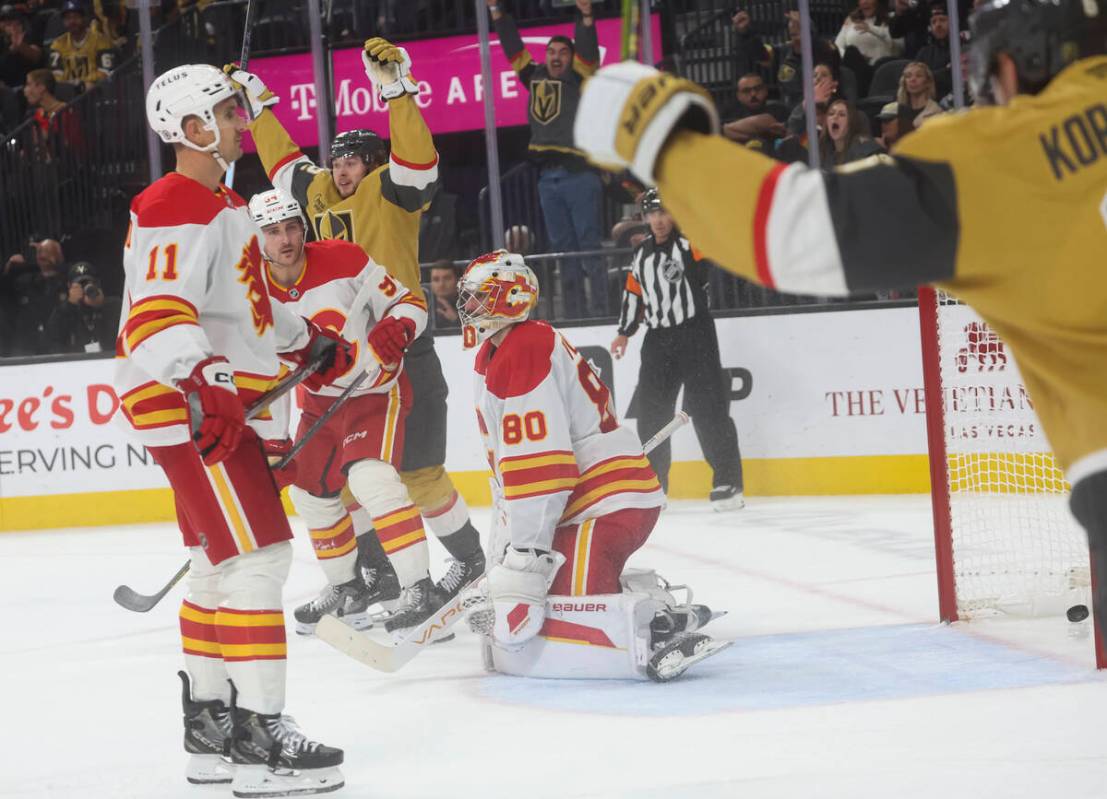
[179,356,245,465]
[367,315,416,367]
[263,438,298,490]
[283,320,355,392]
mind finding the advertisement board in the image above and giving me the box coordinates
[2,304,1042,529]
[245,16,663,147]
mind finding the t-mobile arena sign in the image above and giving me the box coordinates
[245,16,662,149]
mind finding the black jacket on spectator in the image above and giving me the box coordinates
[0,263,67,356]
[732,30,769,83]
[771,40,840,108]
[720,98,789,125]
[916,38,952,96]
[889,5,929,59]
[45,294,122,354]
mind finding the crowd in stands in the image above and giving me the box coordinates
[0,0,955,358]
[720,0,972,165]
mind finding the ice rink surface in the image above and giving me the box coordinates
[2,496,1105,799]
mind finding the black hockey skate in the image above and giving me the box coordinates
[179,671,234,785]
[646,632,733,683]
[433,548,486,605]
[648,604,720,648]
[228,705,344,797]
[709,484,745,511]
[294,567,400,636]
[383,576,437,633]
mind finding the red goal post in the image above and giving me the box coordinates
[917,287,1105,668]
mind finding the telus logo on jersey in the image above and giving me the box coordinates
[235,236,275,336]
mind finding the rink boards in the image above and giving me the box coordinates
[0,305,958,530]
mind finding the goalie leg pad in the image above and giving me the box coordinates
[348,458,429,586]
[289,486,357,585]
[488,548,566,647]
[490,591,665,680]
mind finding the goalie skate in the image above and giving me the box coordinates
[646,632,733,683]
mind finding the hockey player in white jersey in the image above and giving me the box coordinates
[117,65,351,795]
[457,251,730,681]
[250,188,456,636]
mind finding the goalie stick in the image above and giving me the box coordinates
[112,352,326,613]
[314,410,693,672]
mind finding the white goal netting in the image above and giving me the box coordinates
[930,291,1089,618]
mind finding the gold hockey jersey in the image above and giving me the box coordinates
[250,95,439,301]
[654,55,1107,477]
[48,27,115,84]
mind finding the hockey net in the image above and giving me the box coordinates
[918,288,1090,621]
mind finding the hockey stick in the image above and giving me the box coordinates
[271,368,370,470]
[112,354,326,613]
[225,0,258,190]
[314,411,692,672]
[641,410,689,454]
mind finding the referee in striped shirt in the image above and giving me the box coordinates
[611,189,744,511]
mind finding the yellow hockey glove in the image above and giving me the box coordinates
[223,63,279,118]
[574,62,718,186]
[361,37,418,100]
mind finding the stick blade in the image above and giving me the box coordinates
[113,585,158,613]
[316,615,402,672]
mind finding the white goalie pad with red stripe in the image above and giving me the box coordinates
[489,591,664,680]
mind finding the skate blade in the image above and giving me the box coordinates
[711,496,745,512]
[648,638,733,683]
[185,753,234,784]
[231,764,344,798]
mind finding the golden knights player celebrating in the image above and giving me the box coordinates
[574,0,1107,656]
[226,39,485,624]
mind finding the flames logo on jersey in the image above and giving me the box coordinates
[235,236,275,336]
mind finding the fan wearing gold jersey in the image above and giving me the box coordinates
[49,0,115,92]
[226,39,485,612]
[574,0,1107,660]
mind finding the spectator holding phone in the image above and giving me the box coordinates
[45,260,121,353]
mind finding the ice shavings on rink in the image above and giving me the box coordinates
[479,622,1095,717]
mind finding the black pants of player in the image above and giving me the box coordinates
[399,332,449,472]
[1069,471,1107,650]
[635,314,743,494]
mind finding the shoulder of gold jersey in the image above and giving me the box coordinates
[131,173,232,228]
[304,239,369,281]
[484,320,556,400]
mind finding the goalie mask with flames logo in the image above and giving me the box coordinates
[457,250,539,348]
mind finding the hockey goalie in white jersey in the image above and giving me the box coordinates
[458,251,731,682]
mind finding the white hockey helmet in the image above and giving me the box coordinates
[249,189,306,230]
[457,250,539,349]
[145,64,239,158]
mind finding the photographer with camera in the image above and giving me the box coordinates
[45,261,120,354]
[1,237,66,356]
